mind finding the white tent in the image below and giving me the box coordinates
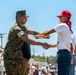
[0,48,4,51]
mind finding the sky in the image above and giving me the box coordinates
[0,0,76,56]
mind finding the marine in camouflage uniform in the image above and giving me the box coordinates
[3,22,29,75]
[3,10,49,75]
[3,10,30,75]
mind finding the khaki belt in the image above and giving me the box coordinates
[24,58,29,62]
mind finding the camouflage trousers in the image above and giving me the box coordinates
[4,58,29,75]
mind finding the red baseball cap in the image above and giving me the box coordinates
[57,10,71,18]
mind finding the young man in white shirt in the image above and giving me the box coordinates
[35,10,73,75]
[69,35,76,75]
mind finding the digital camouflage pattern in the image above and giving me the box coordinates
[3,23,27,75]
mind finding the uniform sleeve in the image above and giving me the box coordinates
[15,27,25,37]
[54,24,68,33]
[17,31,25,37]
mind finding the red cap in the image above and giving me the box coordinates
[57,10,71,18]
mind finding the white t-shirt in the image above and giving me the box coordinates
[41,66,47,72]
[31,65,35,72]
[71,34,76,54]
[54,23,71,51]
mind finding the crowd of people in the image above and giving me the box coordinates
[28,63,57,75]
[0,51,57,75]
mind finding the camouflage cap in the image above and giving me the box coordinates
[16,10,29,18]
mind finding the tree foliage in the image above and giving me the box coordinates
[31,55,57,65]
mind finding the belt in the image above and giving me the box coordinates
[24,58,29,62]
[57,49,69,54]
[73,55,76,56]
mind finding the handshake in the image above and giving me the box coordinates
[41,42,51,49]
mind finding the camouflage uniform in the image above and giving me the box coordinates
[3,23,29,75]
